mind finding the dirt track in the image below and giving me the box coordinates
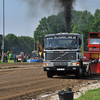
[0,62,100,100]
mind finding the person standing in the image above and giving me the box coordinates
[14,54,16,62]
[3,53,7,62]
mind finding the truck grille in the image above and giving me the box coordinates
[54,62,67,66]
[45,52,76,61]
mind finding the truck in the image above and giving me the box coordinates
[83,32,100,74]
[43,33,91,78]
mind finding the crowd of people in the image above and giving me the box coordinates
[0,52,32,62]
[0,53,17,62]
[0,53,10,62]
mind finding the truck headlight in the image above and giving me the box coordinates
[72,62,79,66]
[46,63,50,66]
[72,63,76,66]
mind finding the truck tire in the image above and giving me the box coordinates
[75,59,83,78]
[75,67,82,79]
[87,65,91,77]
[47,71,53,78]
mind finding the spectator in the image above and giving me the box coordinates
[14,54,16,62]
[3,53,5,62]
[5,53,8,62]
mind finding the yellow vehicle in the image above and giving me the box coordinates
[37,41,44,58]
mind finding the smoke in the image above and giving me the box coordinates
[58,0,76,32]
[21,0,60,17]
[21,0,76,32]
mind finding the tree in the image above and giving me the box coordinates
[17,36,34,54]
[72,10,94,51]
[90,9,100,32]
[5,34,19,53]
[4,34,34,55]
[34,12,65,43]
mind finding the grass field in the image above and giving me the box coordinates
[8,60,14,63]
[0,60,17,63]
[74,88,100,100]
[0,59,29,64]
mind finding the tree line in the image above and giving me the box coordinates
[34,9,100,51]
[0,9,100,54]
[0,34,34,55]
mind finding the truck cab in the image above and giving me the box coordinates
[83,32,100,74]
[43,33,84,78]
[88,32,100,60]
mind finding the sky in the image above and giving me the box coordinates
[0,0,100,37]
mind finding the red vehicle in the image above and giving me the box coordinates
[83,32,100,74]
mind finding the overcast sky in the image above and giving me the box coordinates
[0,0,100,37]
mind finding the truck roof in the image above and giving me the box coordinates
[45,33,81,37]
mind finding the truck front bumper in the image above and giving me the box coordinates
[43,61,80,71]
[44,66,79,71]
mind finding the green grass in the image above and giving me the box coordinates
[0,60,24,64]
[74,88,100,100]
[0,60,15,64]
[0,59,30,64]
[8,60,14,63]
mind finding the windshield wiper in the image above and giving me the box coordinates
[67,46,77,49]
[45,46,77,50]
[55,46,77,49]
[54,46,67,49]
[45,46,54,50]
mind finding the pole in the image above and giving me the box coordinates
[33,32,35,51]
[2,0,5,62]
[34,38,35,51]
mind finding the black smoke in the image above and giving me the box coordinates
[58,0,76,32]
[21,0,76,32]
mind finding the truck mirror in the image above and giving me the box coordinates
[79,39,81,45]
[0,34,2,38]
[42,40,44,47]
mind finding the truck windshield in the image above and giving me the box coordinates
[89,38,100,44]
[45,37,77,49]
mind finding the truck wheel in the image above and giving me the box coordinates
[75,59,83,78]
[87,66,91,77]
[47,71,53,78]
[82,64,87,77]
[75,68,82,79]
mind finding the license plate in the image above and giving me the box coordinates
[57,68,65,71]
[73,67,76,70]
[18,59,21,60]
